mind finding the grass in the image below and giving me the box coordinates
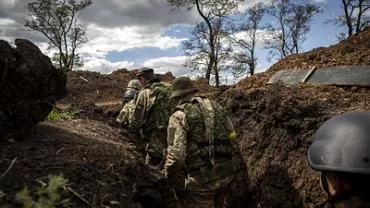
[47,108,76,122]
[16,175,69,208]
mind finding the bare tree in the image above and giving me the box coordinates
[265,0,320,60]
[25,0,92,71]
[168,0,237,86]
[333,0,370,37]
[183,20,233,86]
[230,2,266,77]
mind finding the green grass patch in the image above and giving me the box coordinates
[47,108,76,122]
[16,175,69,208]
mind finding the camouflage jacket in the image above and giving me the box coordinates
[164,96,239,191]
[129,84,156,129]
[129,81,173,158]
[116,99,136,125]
[130,81,173,132]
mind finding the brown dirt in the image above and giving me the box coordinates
[0,39,66,140]
[0,119,142,208]
[2,24,370,208]
[218,26,370,207]
[236,26,370,92]
[61,68,176,106]
[219,84,370,207]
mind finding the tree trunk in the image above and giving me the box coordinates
[342,0,353,36]
[214,61,219,87]
[196,0,214,85]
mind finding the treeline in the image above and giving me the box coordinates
[24,0,370,85]
[168,0,370,86]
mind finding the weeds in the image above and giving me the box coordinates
[16,175,69,208]
[47,108,76,121]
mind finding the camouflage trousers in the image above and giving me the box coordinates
[145,131,167,168]
[177,185,231,208]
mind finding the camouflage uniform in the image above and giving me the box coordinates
[130,70,174,168]
[130,68,177,208]
[116,99,136,125]
[165,77,240,208]
[116,79,141,126]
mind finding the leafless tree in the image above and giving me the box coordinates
[265,0,320,60]
[25,0,92,71]
[230,2,266,77]
[334,0,370,37]
[168,0,238,86]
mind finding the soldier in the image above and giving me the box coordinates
[164,77,240,208]
[116,79,142,126]
[307,112,370,208]
[130,67,174,168]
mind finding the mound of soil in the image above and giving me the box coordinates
[220,84,370,207]
[62,69,176,106]
[0,119,142,207]
[2,22,370,208]
[236,26,370,91]
[63,69,135,105]
[220,26,370,207]
[0,39,66,140]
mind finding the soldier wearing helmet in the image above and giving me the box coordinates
[116,79,142,126]
[130,67,177,208]
[130,67,174,168]
[164,76,241,207]
[307,112,370,208]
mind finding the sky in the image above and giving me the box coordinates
[0,0,346,83]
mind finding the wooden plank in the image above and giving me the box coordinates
[267,70,308,85]
[267,65,370,86]
[306,65,370,86]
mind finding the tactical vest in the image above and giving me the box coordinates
[144,82,174,136]
[178,97,237,187]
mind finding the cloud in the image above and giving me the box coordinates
[142,56,190,76]
[81,57,135,74]
[234,29,275,46]
[0,0,191,63]
[311,0,327,3]
[237,0,273,12]
[77,24,187,58]
[79,0,200,28]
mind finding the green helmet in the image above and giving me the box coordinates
[127,79,142,90]
[136,67,154,80]
[308,112,370,174]
[170,77,198,98]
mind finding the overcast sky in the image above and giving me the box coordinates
[0,0,344,82]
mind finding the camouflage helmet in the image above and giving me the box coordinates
[170,76,198,98]
[127,79,142,90]
[308,112,370,174]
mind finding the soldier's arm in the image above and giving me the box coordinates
[165,110,188,177]
[116,106,126,123]
[122,102,135,125]
[130,89,149,128]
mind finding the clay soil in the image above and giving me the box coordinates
[1,28,370,208]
